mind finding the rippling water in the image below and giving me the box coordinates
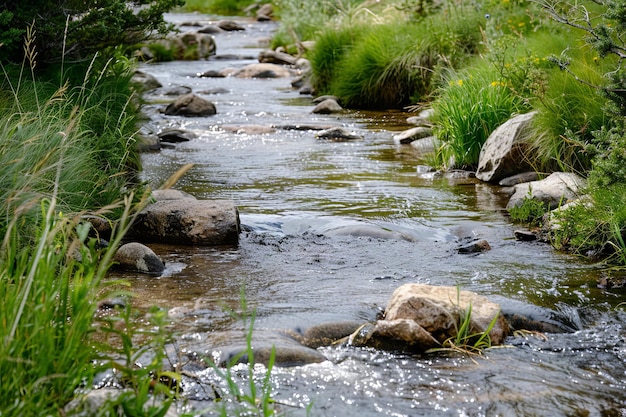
[116,13,626,416]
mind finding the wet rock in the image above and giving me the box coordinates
[131,70,162,90]
[114,242,165,275]
[232,63,293,78]
[197,87,230,95]
[197,25,223,34]
[313,95,339,104]
[506,172,586,210]
[476,111,536,183]
[128,199,240,246]
[276,123,335,131]
[217,20,245,31]
[82,214,113,241]
[136,133,161,151]
[393,126,433,145]
[348,284,508,353]
[316,127,363,141]
[498,298,579,333]
[289,321,365,349]
[499,171,540,186]
[157,128,195,143]
[457,239,491,254]
[514,229,537,241]
[197,70,225,78]
[97,297,126,311]
[164,93,217,117]
[311,98,343,114]
[150,85,192,96]
[258,49,296,65]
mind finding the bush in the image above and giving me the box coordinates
[0,0,184,64]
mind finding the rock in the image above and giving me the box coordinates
[313,95,339,104]
[136,133,161,152]
[151,189,196,201]
[311,98,343,114]
[157,128,195,143]
[197,70,225,78]
[258,49,296,65]
[498,171,540,186]
[232,63,293,78]
[131,71,162,90]
[150,86,192,96]
[409,136,438,154]
[290,321,365,349]
[256,3,273,20]
[197,87,230,95]
[506,172,586,210]
[393,126,433,145]
[457,239,491,254]
[114,242,165,275]
[514,230,537,241]
[351,284,508,353]
[221,125,276,134]
[406,109,434,126]
[476,111,536,183]
[129,199,240,246]
[164,93,216,117]
[198,25,223,34]
[217,20,245,31]
[316,127,363,141]
[82,214,113,241]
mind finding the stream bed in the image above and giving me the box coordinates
[120,12,626,416]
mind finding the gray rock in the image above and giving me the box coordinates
[313,95,339,104]
[506,172,586,210]
[232,63,293,78]
[157,128,195,143]
[499,171,540,186]
[514,230,537,241]
[198,25,223,34]
[65,388,179,417]
[217,20,245,31]
[131,71,162,90]
[393,126,433,145]
[458,239,491,254]
[150,86,192,96]
[476,112,536,183]
[151,189,196,201]
[258,49,296,65]
[256,3,273,20]
[311,98,343,114]
[316,127,363,141]
[409,136,438,154]
[129,199,240,246]
[114,242,165,275]
[164,93,216,117]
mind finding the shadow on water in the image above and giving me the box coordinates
[110,12,626,416]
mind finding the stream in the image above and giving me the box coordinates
[121,12,626,416]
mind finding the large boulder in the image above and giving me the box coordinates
[506,172,586,209]
[129,199,240,246]
[476,112,536,183]
[164,93,216,117]
[349,284,508,353]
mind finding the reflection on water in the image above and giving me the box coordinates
[117,13,626,416]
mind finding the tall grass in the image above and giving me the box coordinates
[308,3,485,109]
[431,66,527,169]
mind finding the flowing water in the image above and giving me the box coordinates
[123,13,626,416]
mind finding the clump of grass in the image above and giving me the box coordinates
[182,0,257,15]
[431,65,527,169]
[509,191,549,226]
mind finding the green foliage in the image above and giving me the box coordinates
[431,66,527,168]
[509,193,548,226]
[0,191,140,415]
[309,4,485,109]
[183,0,257,15]
[0,57,141,235]
[0,0,184,64]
